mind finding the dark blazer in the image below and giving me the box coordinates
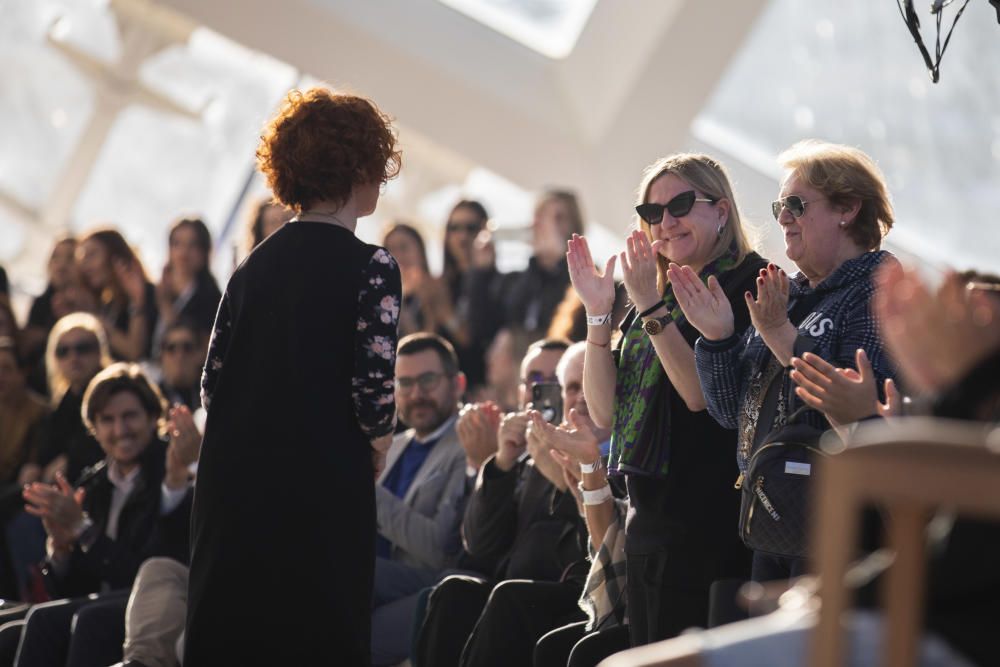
[462,455,585,583]
[42,439,191,599]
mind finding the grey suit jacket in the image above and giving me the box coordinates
[375,418,469,571]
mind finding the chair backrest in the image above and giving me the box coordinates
[810,417,1000,667]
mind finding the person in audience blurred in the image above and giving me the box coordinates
[415,338,585,667]
[441,199,490,387]
[0,363,195,667]
[246,197,292,252]
[0,337,47,504]
[671,140,898,584]
[372,333,469,666]
[529,342,631,667]
[77,229,158,361]
[154,218,222,342]
[1,314,110,603]
[478,326,534,411]
[604,266,1000,667]
[467,190,584,344]
[568,153,764,651]
[22,237,85,367]
[155,320,204,411]
[185,87,402,667]
[383,223,454,340]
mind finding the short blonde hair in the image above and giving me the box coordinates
[778,140,893,251]
[635,153,753,292]
[46,312,112,406]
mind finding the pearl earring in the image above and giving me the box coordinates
[838,220,847,228]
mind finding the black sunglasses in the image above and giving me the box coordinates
[771,195,814,220]
[636,191,716,225]
[446,222,481,234]
[55,341,99,359]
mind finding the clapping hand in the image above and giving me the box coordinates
[567,234,616,316]
[23,472,86,550]
[746,264,790,336]
[667,263,735,341]
[620,230,663,313]
[528,409,601,467]
[165,405,201,489]
[790,349,900,427]
[457,401,503,471]
[495,412,529,472]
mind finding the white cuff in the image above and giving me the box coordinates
[578,482,613,506]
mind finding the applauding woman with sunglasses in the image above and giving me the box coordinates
[567,153,767,649]
[670,140,899,583]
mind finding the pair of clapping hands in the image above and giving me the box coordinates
[21,405,201,554]
[456,401,603,495]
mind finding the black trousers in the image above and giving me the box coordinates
[415,575,584,667]
[534,621,631,667]
[750,551,808,583]
[626,551,712,647]
[459,579,584,667]
[12,590,128,667]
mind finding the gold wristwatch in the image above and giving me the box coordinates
[642,314,672,336]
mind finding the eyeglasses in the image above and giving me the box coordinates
[523,371,559,386]
[771,195,814,220]
[446,222,481,234]
[55,341,99,359]
[395,371,449,393]
[163,341,197,355]
[635,191,716,225]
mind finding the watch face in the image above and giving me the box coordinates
[643,318,663,336]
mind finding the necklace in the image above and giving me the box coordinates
[296,210,358,232]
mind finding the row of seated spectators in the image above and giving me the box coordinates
[1,141,1000,667]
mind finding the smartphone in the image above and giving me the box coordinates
[531,382,563,425]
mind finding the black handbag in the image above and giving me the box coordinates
[737,406,825,558]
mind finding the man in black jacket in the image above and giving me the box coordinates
[415,338,589,667]
[2,364,195,667]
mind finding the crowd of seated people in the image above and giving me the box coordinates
[0,129,997,667]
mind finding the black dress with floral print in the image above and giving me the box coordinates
[187,221,401,665]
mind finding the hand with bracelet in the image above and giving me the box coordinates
[621,230,666,317]
[567,234,616,343]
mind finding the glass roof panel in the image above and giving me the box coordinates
[436,0,597,59]
[695,0,1000,273]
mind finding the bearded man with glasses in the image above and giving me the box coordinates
[371,333,470,667]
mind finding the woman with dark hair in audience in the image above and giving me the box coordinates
[154,217,222,341]
[0,363,195,666]
[441,199,489,386]
[246,197,292,252]
[565,153,766,653]
[22,237,91,372]
[467,189,584,345]
[383,222,455,341]
[186,87,402,666]
[77,229,158,361]
[0,337,47,497]
[671,140,898,584]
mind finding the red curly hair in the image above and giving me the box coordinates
[256,88,402,213]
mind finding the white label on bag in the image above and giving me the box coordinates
[785,461,811,476]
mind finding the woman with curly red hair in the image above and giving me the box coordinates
[185,87,402,666]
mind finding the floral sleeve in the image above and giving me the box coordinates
[200,289,232,412]
[353,248,402,439]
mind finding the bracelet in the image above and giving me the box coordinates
[637,300,666,318]
[578,482,613,506]
[579,458,602,474]
[586,339,610,348]
[586,312,612,326]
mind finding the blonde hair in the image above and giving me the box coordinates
[635,153,753,292]
[46,312,112,406]
[778,140,894,251]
